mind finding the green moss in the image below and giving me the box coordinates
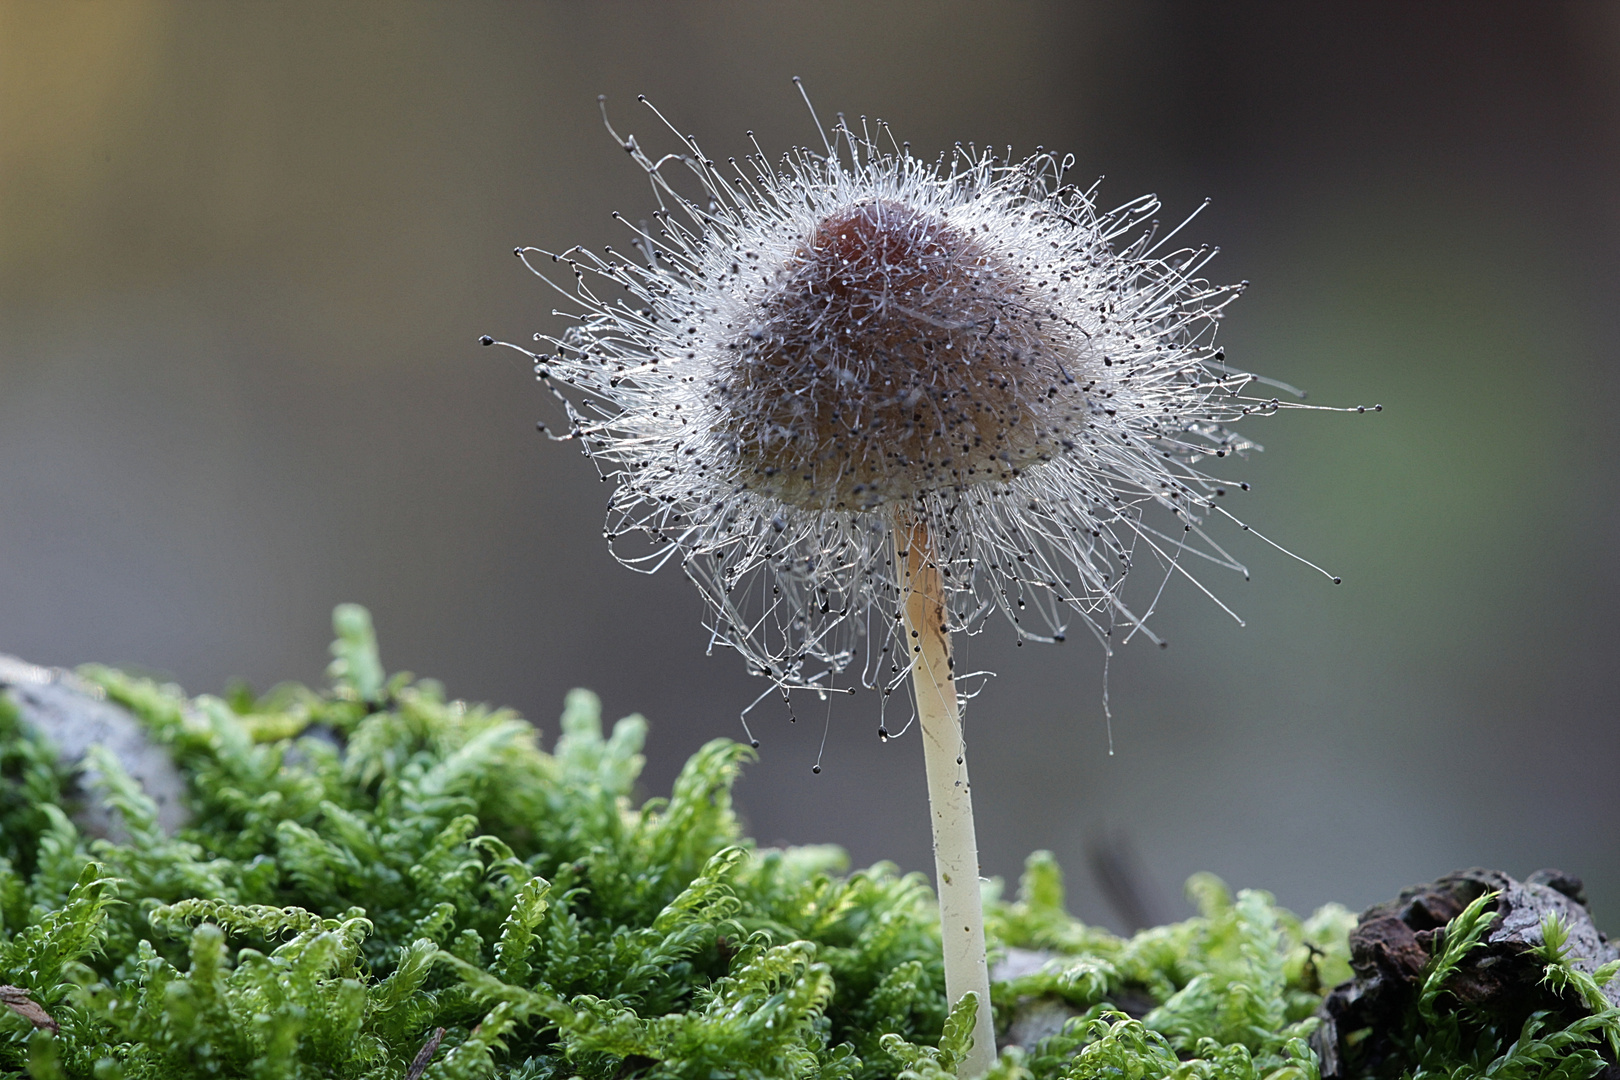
[0,607,1611,1079]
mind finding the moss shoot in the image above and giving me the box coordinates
[0,606,1613,1079]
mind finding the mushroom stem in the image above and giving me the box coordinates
[896,516,996,1078]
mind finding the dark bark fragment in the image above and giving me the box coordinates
[1315,868,1619,1080]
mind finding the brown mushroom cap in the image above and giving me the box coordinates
[711,199,1081,510]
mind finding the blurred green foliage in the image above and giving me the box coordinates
[0,606,1611,1079]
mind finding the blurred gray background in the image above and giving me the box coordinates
[4,3,1617,930]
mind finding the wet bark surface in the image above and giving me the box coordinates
[992,947,1157,1051]
[0,652,190,839]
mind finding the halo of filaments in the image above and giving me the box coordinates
[500,96,1348,713]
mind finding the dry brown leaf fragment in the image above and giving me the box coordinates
[405,1026,446,1080]
[0,985,59,1033]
